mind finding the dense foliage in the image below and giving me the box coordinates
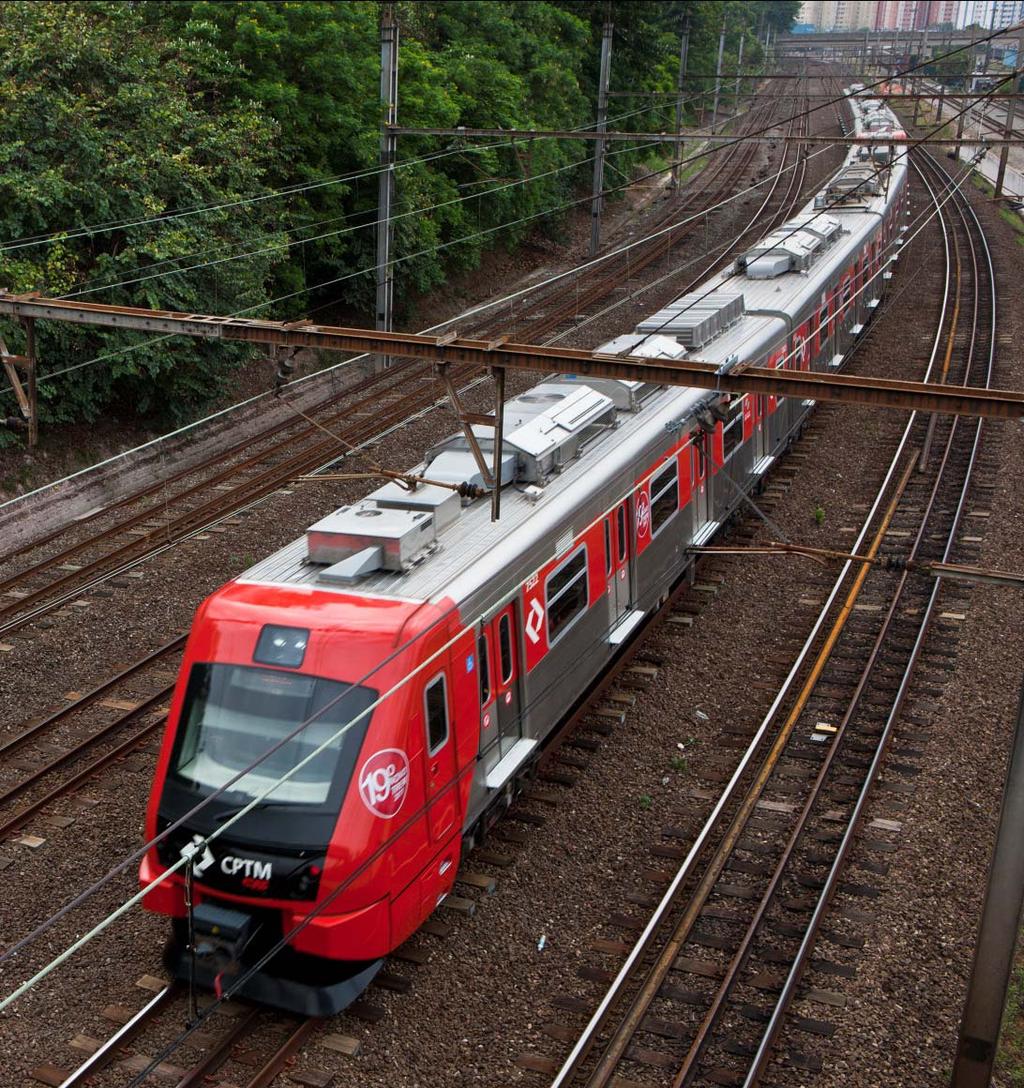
[0,0,798,434]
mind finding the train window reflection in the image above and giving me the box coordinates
[546,546,589,644]
[650,459,679,536]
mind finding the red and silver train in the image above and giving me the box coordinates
[141,90,908,1014]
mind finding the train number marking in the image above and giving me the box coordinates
[524,598,545,644]
[636,493,651,538]
[358,748,410,819]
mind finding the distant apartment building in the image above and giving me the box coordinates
[797,0,1013,29]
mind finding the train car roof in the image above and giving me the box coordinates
[238,97,906,614]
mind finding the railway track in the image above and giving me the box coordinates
[45,980,319,1088]
[0,79,805,641]
[537,145,995,1088]
[0,81,820,845]
[12,74,848,1088]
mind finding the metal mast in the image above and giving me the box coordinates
[589,15,614,257]
[375,1,399,370]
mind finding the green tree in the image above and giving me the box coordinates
[0,1,286,428]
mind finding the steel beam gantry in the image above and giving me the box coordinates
[2,292,1022,422]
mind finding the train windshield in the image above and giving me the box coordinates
[169,664,375,809]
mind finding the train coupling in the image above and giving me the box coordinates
[190,902,256,980]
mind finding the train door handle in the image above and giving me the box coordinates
[431,761,440,776]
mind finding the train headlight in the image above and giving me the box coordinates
[287,858,325,900]
[254,624,310,668]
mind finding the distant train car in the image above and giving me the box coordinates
[140,93,909,1015]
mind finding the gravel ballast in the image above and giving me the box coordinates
[2,84,1017,1088]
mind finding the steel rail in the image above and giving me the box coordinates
[0,94,786,632]
[243,1017,319,1088]
[674,153,987,1080]
[550,95,957,1088]
[581,456,916,1088]
[0,682,171,811]
[174,1007,263,1088]
[0,717,164,840]
[0,373,448,631]
[466,92,781,342]
[56,984,180,1088]
[0,358,419,567]
[0,635,183,760]
[744,145,997,1085]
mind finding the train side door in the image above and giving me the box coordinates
[691,434,711,537]
[423,671,457,842]
[490,605,522,758]
[476,627,497,747]
[609,500,631,619]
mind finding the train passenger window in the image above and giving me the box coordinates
[425,674,449,754]
[604,520,612,576]
[498,614,514,684]
[616,505,627,562]
[545,546,589,645]
[721,399,744,461]
[650,459,679,537]
[477,634,490,705]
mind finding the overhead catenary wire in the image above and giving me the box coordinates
[0,421,724,1007]
[0,100,987,1017]
[624,73,1009,361]
[0,161,983,1088]
[2,20,1015,384]
[53,94,688,300]
[0,61,995,510]
[0,120,812,515]
[0,92,689,255]
[0,31,1009,1027]
[60,129,673,300]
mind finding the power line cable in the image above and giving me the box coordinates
[0,95,988,1007]
[0,94,692,255]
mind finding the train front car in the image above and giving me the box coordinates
[139,581,469,1016]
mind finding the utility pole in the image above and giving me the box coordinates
[670,15,690,189]
[711,17,727,135]
[950,672,1024,1088]
[994,42,1022,198]
[375,1,399,371]
[734,34,744,113]
[589,14,614,258]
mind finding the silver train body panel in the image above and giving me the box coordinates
[239,89,909,830]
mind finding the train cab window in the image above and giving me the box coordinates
[616,505,627,563]
[604,520,613,576]
[498,614,514,684]
[425,674,449,755]
[650,459,679,536]
[169,664,376,810]
[477,634,491,705]
[721,399,744,461]
[546,546,589,645]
